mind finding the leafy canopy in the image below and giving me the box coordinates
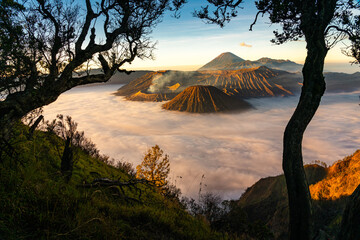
[0,0,186,135]
[136,145,170,187]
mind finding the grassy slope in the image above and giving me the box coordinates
[0,124,221,240]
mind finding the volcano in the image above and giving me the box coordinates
[116,66,297,101]
[199,52,245,70]
[199,52,302,72]
[162,85,252,113]
[198,66,294,97]
[115,53,360,103]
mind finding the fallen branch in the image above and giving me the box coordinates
[55,218,103,237]
[78,178,149,188]
[78,178,154,201]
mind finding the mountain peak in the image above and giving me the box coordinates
[199,52,302,72]
[199,52,245,71]
[217,52,245,61]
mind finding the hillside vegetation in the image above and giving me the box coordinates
[2,120,359,240]
[237,152,360,239]
[310,150,360,200]
[0,123,220,240]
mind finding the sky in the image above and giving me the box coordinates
[42,84,360,199]
[119,0,360,73]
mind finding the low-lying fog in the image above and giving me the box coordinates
[43,84,360,199]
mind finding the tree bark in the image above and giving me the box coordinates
[28,115,44,139]
[61,137,73,182]
[337,184,360,240]
[283,34,327,240]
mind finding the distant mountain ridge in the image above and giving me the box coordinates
[198,52,303,72]
[162,85,252,113]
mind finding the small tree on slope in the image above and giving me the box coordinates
[136,145,170,188]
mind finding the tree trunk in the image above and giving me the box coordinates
[337,184,360,239]
[61,137,73,182]
[28,115,44,139]
[283,35,327,240]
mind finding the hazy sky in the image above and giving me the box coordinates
[42,84,360,199]
[121,1,360,73]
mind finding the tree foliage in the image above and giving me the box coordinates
[182,192,274,239]
[136,145,170,187]
[0,0,185,138]
[45,114,101,180]
[45,114,100,157]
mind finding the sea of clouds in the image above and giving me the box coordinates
[42,84,360,199]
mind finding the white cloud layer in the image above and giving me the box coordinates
[43,84,360,199]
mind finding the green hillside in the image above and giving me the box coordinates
[0,123,220,240]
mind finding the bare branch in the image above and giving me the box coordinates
[98,54,110,74]
[37,0,62,77]
[249,10,267,31]
[325,25,354,38]
[118,69,135,75]
[194,0,243,27]
[75,0,94,55]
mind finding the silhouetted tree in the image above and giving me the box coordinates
[0,0,185,138]
[46,114,102,181]
[136,145,170,188]
[46,115,79,180]
[61,137,73,181]
[196,1,360,239]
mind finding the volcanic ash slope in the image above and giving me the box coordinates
[162,85,252,113]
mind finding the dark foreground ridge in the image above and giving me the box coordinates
[162,85,252,113]
[237,150,360,239]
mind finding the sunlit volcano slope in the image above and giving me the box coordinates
[162,85,252,113]
[116,66,297,101]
